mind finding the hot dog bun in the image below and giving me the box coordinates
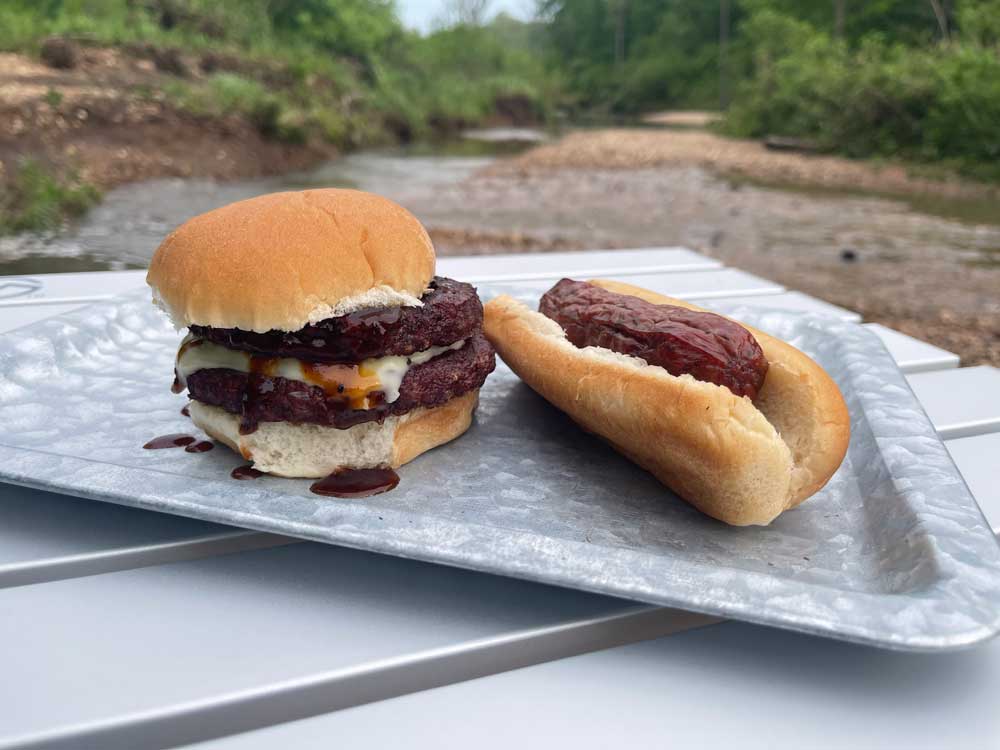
[483,280,850,526]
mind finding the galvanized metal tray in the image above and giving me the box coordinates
[1,286,999,651]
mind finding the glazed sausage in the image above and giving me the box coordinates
[539,279,768,400]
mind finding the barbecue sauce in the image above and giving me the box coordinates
[181,404,191,417]
[310,467,400,498]
[231,464,264,480]
[238,356,382,434]
[143,434,196,449]
[184,440,214,453]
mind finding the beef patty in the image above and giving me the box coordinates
[187,332,496,433]
[190,276,482,364]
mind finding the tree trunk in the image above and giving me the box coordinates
[719,0,730,109]
[613,0,627,70]
[928,0,950,42]
[833,0,846,38]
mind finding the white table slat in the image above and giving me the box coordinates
[0,270,146,307]
[0,484,292,588]
[184,620,1000,750]
[906,366,1000,439]
[864,323,960,374]
[0,303,90,333]
[487,268,784,301]
[0,543,714,750]
[702,291,861,322]
[436,247,720,282]
[946,432,1000,534]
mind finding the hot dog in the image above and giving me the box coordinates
[483,279,850,526]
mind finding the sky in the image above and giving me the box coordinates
[397,0,535,33]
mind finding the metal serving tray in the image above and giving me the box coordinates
[1,286,998,651]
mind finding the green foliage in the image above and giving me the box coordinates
[740,0,946,44]
[0,0,553,150]
[538,0,999,178]
[6,0,995,184]
[268,0,401,65]
[540,0,752,112]
[382,21,556,132]
[958,0,1000,47]
[722,5,1000,178]
[0,160,101,233]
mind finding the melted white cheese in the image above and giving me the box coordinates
[176,335,464,405]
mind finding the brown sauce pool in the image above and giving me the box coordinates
[143,433,196,449]
[310,467,400,498]
[231,464,264,480]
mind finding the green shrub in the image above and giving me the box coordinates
[722,8,1000,179]
[43,88,63,107]
[0,160,101,233]
[0,6,48,50]
[924,46,1000,167]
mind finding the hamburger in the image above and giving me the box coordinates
[147,189,496,479]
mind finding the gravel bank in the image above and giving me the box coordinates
[487,129,999,201]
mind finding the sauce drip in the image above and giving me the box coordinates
[181,404,191,417]
[184,440,214,453]
[310,467,400,498]
[171,374,184,394]
[144,433,196,449]
[231,464,264,480]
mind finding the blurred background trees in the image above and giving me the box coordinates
[1,0,997,176]
[541,0,1000,177]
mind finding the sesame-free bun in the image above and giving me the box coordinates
[483,281,850,526]
[147,189,436,333]
[189,390,478,478]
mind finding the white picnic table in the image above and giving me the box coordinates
[0,248,997,750]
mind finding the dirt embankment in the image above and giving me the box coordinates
[0,48,332,192]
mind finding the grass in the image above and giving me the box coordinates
[0,160,101,234]
[164,72,388,148]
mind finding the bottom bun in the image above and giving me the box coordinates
[189,390,478,478]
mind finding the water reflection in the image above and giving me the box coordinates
[0,131,542,276]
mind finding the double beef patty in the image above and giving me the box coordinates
[184,277,496,433]
[188,334,495,432]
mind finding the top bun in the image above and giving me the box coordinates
[146,189,436,332]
